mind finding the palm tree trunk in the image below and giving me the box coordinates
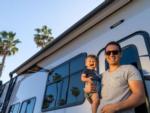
[0,54,7,77]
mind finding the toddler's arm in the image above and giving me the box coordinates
[81,74,93,83]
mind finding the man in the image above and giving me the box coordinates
[98,41,145,113]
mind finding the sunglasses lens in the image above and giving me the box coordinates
[106,50,119,55]
[105,51,111,55]
[113,51,119,55]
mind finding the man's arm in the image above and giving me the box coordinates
[115,80,145,110]
[101,80,145,113]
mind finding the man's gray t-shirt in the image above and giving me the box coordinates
[98,65,142,113]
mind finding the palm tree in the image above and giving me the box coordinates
[0,31,21,77]
[34,25,54,48]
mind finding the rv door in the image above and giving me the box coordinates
[98,31,150,113]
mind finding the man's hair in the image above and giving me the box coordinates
[104,41,122,52]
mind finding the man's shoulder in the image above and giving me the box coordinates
[101,70,108,77]
[120,64,134,68]
[120,65,138,72]
[101,65,137,74]
[120,64,142,80]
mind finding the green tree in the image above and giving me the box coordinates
[0,31,21,77]
[34,25,54,48]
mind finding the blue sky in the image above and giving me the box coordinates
[0,0,104,83]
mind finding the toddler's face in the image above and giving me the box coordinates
[85,57,97,69]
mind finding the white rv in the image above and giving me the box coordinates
[0,0,150,113]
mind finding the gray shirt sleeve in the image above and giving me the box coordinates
[127,65,142,81]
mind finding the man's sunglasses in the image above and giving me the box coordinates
[105,50,120,56]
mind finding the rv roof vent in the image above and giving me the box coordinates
[110,19,124,29]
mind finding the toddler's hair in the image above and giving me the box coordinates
[86,54,98,64]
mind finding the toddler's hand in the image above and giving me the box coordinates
[88,77,93,83]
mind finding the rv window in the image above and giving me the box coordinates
[8,103,20,113]
[67,55,85,105]
[120,45,140,67]
[70,56,85,74]
[67,72,84,105]
[43,83,57,108]
[48,63,69,83]
[19,97,36,113]
[56,77,69,106]
[42,53,86,111]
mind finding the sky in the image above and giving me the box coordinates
[0,0,104,83]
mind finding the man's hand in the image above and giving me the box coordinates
[101,104,118,113]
